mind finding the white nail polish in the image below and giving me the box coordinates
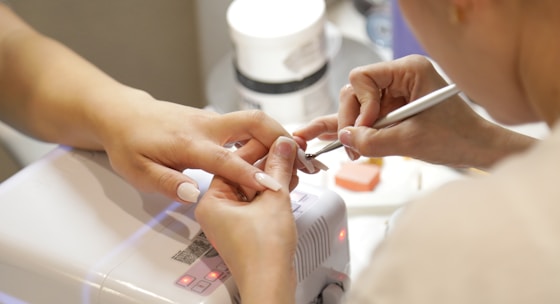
[177,182,201,203]
[310,158,329,171]
[255,172,282,191]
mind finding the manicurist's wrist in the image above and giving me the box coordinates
[471,121,537,170]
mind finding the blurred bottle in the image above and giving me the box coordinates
[354,0,426,59]
[354,0,392,50]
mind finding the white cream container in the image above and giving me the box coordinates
[227,0,333,124]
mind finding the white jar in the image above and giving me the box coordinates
[227,0,333,124]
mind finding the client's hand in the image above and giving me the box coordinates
[195,136,298,304]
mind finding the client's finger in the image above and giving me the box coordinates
[261,136,298,194]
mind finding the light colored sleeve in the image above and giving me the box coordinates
[345,130,560,304]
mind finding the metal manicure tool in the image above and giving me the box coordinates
[305,83,461,159]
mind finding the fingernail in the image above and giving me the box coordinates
[339,129,353,147]
[297,148,315,173]
[255,172,282,191]
[345,147,360,161]
[355,114,363,126]
[177,182,201,203]
[339,129,360,160]
[274,136,296,157]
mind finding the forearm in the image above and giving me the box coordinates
[0,5,147,150]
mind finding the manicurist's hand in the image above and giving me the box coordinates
[294,55,536,169]
[195,136,298,304]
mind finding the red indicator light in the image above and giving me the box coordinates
[338,228,347,241]
[177,275,195,287]
[205,271,222,281]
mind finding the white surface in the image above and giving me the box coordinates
[0,121,56,167]
[0,147,350,304]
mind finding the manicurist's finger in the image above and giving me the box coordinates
[292,114,338,141]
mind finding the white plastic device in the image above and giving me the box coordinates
[0,147,350,303]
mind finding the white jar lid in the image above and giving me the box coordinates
[227,0,326,45]
[227,0,328,82]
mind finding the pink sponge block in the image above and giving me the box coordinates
[335,162,381,192]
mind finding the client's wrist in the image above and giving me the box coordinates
[236,260,296,304]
